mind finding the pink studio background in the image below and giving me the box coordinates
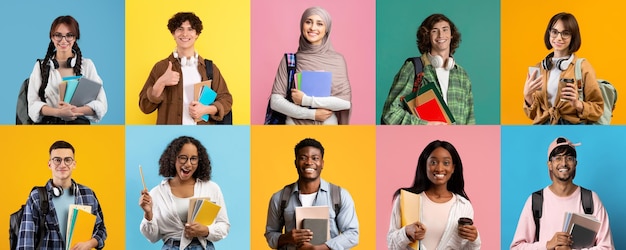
[376,126,501,249]
[251,0,376,124]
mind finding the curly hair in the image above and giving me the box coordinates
[393,140,469,201]
[294,138,325,158]
[158,136,211,181]
[167,12,203,35]
[39,16,83,101]
[416,14,461,55]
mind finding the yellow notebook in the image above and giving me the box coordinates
[66,205,96,249]
[400,190,421,250]
[187,198,221,226]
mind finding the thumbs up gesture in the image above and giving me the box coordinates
[157,61,180,87]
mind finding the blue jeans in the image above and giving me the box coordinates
[162,238,215,250]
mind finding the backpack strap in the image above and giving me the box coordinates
[406,57,424,93]
[279,182,342,231]
[34,186,49,249]
[279,182,296,232]
[204,59,213,81]
[531,189,543,243]
[580,186,594,214]
[574,58,585,102]
[329,182,342,218]
[285,53,297,102]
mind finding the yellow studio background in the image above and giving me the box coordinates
[501,0,625,124]
[1,126,125,249]
[250,125,376,248]
[125,1,251,124]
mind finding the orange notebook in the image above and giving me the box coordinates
[66,205,96,250]
[400,190,421,250]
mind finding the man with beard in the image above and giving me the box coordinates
[510,137,614,250]
[264,138,359,250]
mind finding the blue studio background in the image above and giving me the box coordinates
[0,1,125,124]
[501,126,625,249]
[125,126,251,249]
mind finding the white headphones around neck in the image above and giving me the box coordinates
[427,52,455,71]
[173,50,198,67]
[48,53,77,69]
[542,52,573,71]
[51,181,78,197]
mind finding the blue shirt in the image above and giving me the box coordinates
[17,179,107,250]
[52,189,74,241]
[265,179,359,250]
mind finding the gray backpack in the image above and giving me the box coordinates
[575,58,617,125]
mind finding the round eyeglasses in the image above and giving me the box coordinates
[177,155,199,165]
[52,33,76,42]
[549,29,571,39]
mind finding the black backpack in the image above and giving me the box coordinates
[264,53,297,125]
[277,182,341,232]
[531,186,593,242]
[9,186,49,250]
[380,57,424,125]
[204,59,232,125]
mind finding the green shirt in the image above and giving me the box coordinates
[381,58,475,125]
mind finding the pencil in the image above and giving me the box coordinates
[139,165,147,191]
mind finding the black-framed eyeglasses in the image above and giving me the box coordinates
[549,29,571,39]
[52,33,76,42]
[51,157,74,166]
[177,155,199,165]
[551,155,576,163]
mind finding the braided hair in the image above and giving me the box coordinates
[39,16,83,101]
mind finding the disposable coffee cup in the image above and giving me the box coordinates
[559,78,575,102]
[458,217,473,226]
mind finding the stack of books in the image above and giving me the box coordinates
[401,82,455,124]
[295,205,330,244]
[59,77,102,106]
[66,204,96,249]
[295,71,332,97]
[562,212,600,249]
[193,81,217,122]
[187,197,221,225]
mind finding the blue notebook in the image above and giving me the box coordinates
[62,76,82,103]
[198,85,217,122]
[300,71,332,97]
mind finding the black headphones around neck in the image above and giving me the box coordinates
[51,181,77,197]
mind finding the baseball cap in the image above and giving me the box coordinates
[547,137,581,159]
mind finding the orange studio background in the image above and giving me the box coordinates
[125,1,250,124]
[250,125,377,249]
[501,0,624,124]
[1,126,125,249]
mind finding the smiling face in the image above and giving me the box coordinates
[549,19,572,57]
[49,148,75,182]
[429,21,452,54]
[295,146,324,182]
[175,143,199,182]
[548,153,577,182]
[426,147,455,187]
[51,23,75,54]
[302,14,327,45]
[172,20,198,52]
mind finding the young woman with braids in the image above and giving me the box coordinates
[27,15,107,124]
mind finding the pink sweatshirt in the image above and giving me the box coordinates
[510,186,614,249]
